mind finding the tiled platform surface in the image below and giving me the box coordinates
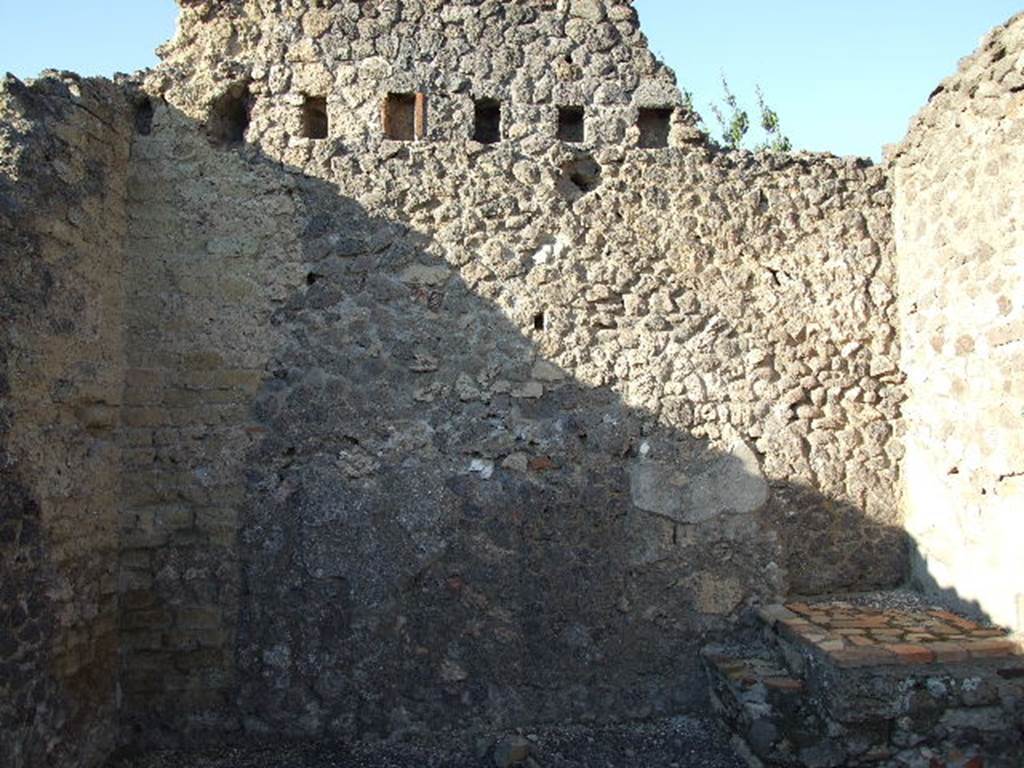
[760,598,1024,668]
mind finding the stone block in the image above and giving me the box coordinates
[176,606,223,631]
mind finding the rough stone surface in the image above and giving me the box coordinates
[492,734,531,766]
[893,12,1024,634]
[0,2,1021,767]
[113,0,904,749]
[107,716,748,768]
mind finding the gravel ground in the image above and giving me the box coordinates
[817,588,998,626]
[107,716,748,768]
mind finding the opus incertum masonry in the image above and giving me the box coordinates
[2,3,1022,766]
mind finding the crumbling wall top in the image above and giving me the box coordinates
[150,0,699,153]
[893,11,1024,164]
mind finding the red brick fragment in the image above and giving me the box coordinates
[928,609,979,631]
[830,646,896,668]
[966,639,1020,659]
[883,643,936,665]
[927,641,970,663]
[971,628,1009,638]
[870,629,905,638]
[785,602,813,616]
[834,616,892,629]
[763,676,803,691]
[528,456,556,471]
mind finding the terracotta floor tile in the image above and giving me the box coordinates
[966,639,1020,658]
[883,643,937,664]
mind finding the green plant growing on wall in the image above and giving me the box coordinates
[755,85,792,153]
[708,75,749,149]
[708,75,792,153]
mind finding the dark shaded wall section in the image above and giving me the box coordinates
[0,74,132,768]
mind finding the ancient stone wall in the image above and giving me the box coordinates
[893,13,1024,634]
[14,1,1012,763]
[157,0,695,155]
[0,74,132,768]
[114,0,907,744]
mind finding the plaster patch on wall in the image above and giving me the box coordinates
[628,432,768,523]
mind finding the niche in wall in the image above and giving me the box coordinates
[560,154,602,195]
[207,83,252,145]
[302,95,329,139]
[557,105,585,143]
[473,98,501,144]
[383,92,426,141]
[637,107,673,149]
[135,97,154,136]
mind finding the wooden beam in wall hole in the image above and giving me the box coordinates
[415,92,427,140]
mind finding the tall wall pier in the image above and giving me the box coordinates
[0,74,132,768]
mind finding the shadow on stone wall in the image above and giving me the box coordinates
[1,74,124,768]
[110,99,986,752]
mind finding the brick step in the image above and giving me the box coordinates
[702,643,832,767]
[704,592,1024,766]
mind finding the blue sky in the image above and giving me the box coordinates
[1,1,1020,158]
[634,0,1022,158]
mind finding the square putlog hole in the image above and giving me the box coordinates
[208,84,252,145]
[557,106,585,143]
[135,97,154,136]
[473,98,501,144]
[384,93,417,141]
[302,95,328,139]
[637,107,674,149]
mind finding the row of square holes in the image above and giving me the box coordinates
[300,93,675,148]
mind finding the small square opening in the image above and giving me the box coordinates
[208,84,252,145]
[557,106,585,143]
[302,95,328,139]
[533,312,546,331]
[384,93,417,141]
[473,98,501,144]
[638,107,673,149]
